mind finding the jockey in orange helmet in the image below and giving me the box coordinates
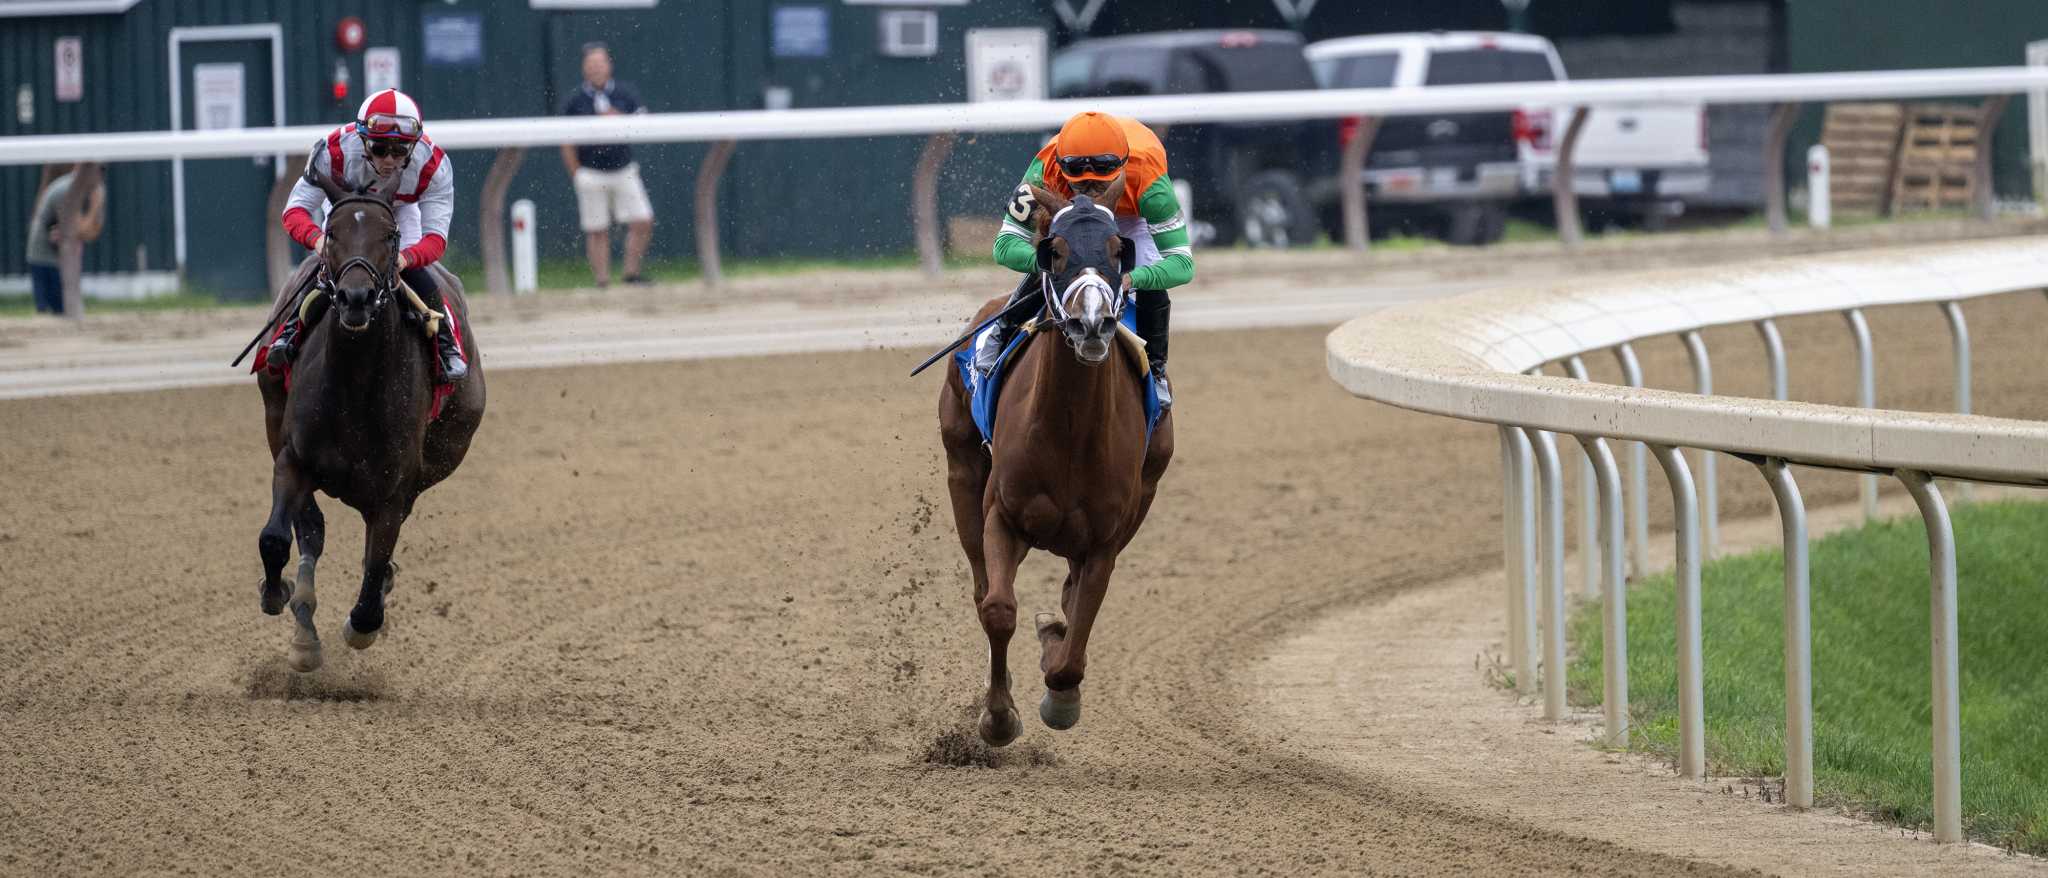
[982,111,1193,404]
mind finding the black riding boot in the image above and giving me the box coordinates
[266,289,328,373]
[403,266,467,381]
[1135,289,1172,406]
[974,274,1035,374]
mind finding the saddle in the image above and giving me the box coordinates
[952,302,1163,446]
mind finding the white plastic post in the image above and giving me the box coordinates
[1807,144,1831,229]
[510,199,538,296]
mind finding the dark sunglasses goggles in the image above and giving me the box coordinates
[1057,153,1127,177]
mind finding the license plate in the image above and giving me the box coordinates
[1609,169,1643,195]
[1427,167,1458,187]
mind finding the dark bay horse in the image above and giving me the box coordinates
[938,190,1174,746]
[255,168,486,672]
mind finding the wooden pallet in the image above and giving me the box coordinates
[1820,102,1903,216]
[1890,103,1983,214]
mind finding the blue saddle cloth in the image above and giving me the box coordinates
[953,306,1164,446]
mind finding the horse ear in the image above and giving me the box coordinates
[1029,184,1068,239]
[1036,235,1069,273]
[1111,235,1137,277]
[375,171,401,205]
[304,162,348,204]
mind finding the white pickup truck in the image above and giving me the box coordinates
[1306,32,1709,235]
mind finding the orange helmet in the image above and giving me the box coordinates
[1054,112,1129,182]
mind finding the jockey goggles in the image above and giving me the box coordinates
[1056,153,1127,178]
[358,112,422,141]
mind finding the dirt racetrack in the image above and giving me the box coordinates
[4,289,2046,875]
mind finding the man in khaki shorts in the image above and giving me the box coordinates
[560,42,655,287]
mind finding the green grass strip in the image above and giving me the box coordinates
[1567,499,2048,854]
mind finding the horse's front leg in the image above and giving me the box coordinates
[341,501,408,650]
[975,511,1028,748]
[285,498,326,672]
[258,450,312,617]
[1038,552,1115,731]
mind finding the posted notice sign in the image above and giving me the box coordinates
[55,37,83,103]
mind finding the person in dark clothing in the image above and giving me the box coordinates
[560,42,656,288]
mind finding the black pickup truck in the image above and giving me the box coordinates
[1050,30,1340,248]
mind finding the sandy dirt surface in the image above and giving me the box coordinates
[2,280,2044,874]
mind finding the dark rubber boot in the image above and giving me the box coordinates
[1135,290,1172,407]
[266,320,303,373]
[435,320,467,381]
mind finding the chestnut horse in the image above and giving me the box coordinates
[254,168,486,672]
[938,190,1174,746]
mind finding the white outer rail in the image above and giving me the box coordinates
[10,65,2048,296]
[4,67,2048,164]
[1325,237,2048,845]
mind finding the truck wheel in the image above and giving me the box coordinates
[1446,203,1509,246]
[1236,171,1316,249]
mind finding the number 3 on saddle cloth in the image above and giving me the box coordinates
[249,314,469,422]
[952,304,1164,446]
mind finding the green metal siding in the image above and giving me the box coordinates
[4,0,1059,283]
[1787,0,2043,199]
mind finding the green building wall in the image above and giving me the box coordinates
[1,0,1053,284]
[1787,0,2047,200]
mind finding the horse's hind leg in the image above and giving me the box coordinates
[285,498,326,672]
[258,451,312,616]
[976,514,1027,747]
[1038,552,1115,731]
[341,503,407,650]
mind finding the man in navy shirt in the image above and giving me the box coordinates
[560,43,655,287]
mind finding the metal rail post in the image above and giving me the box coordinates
[1614,344,1651,578]
[1758,457,1812,809]
[1845,308,1878,518]
[1973,95,2012,221]
[1764,102,1801,234]
[1532,429,1569,721]
[265,171,299,297]
[1499,427,1530,690]
[694,140,737,286]
[1756,319,1788,401]
[1939,302,1975,502]
[1681,331,1719,556]
[1339,116,1380,251]
[912,132,958,276]
[1899,470,1962,844]
[1650,443,1706,781]
[479,147,528,297]
[1552,107,1590,247]
[1510,428,1540,695]
[1579,435,1628,747]
[1564,357,1600,595]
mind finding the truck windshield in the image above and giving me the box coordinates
[1423,49,1556,86]
[1313,52,1399,89]
[1052,47,1171,98]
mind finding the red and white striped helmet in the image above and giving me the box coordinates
[355,89,423,142]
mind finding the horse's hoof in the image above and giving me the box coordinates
[1040,687,1082,730]
[1034,612,1065,642]
[259,579,290,616]
[979,708,1023,748]
[287,640,323,673]
[341,610,381,650]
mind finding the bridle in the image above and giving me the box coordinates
[1040,269,1124,329]
[316,195,402,318]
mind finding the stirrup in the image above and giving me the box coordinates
[436,326,468,382]
[266,323,300,372]
[973,322,1014,375]
[1150,361,1172,408]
